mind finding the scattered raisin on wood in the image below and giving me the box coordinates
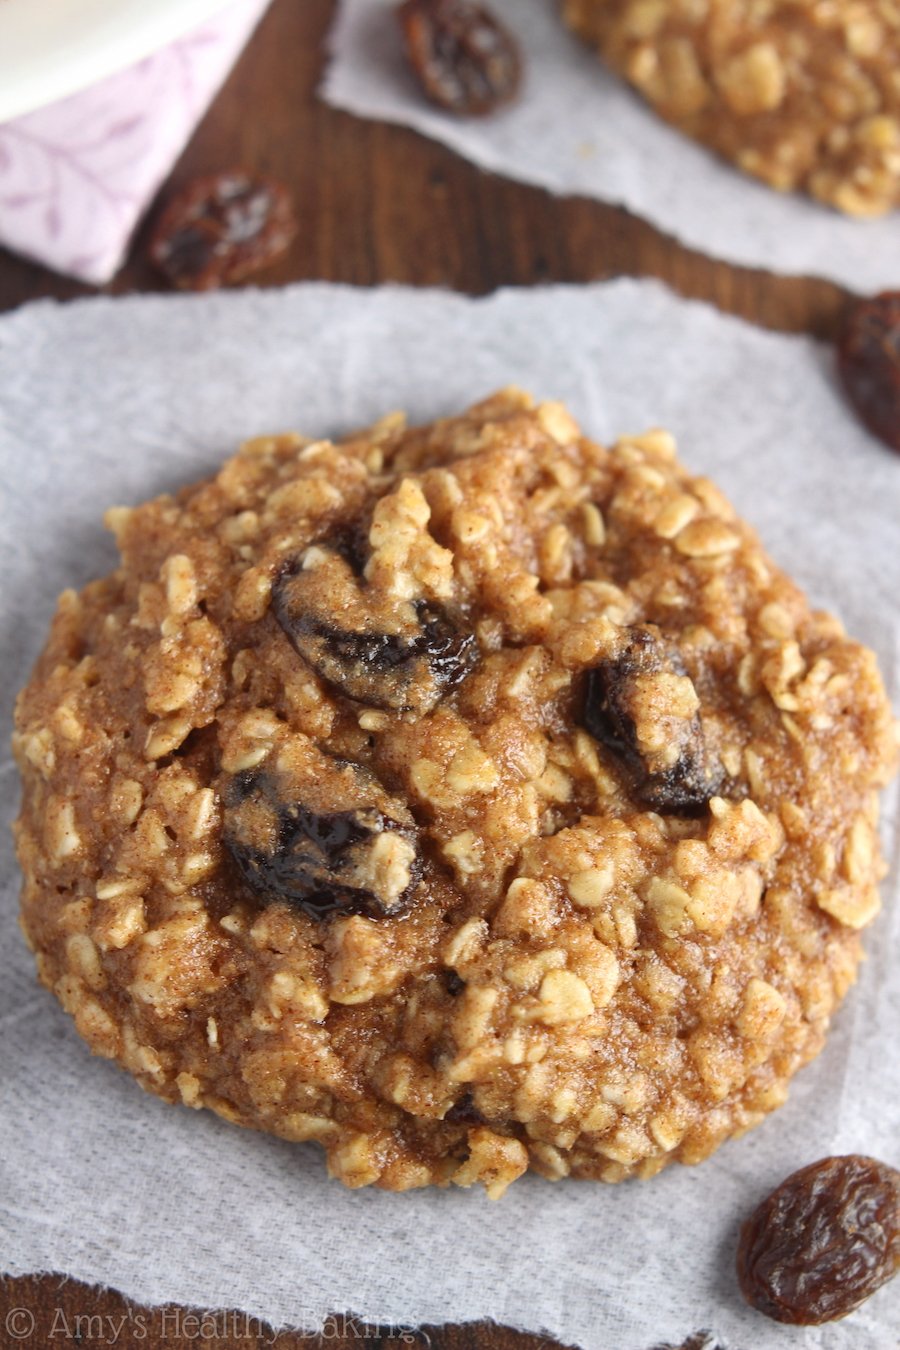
[837,292,900,453]
[737,1155,900,1325]
[397,0,522,116]
[149,171,296,291]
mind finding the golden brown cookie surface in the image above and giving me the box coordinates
[563,0,900,217]
[13,390,897,1194]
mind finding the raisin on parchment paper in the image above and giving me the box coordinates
[397,0,522,116]
[737,1155,900,1325]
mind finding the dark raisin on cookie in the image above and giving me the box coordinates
[737,1155,900,1325]
[223,772,421,919]
[444,970,465,996]
[444,1092,486,1126]
[582,626,724,815]
[397,0,522,117]
[272,551,476,715]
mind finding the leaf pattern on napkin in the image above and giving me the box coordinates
[0,0,270,285]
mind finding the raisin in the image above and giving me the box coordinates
[397,0,522,116]
[444,970,465,996]
[581,626,724,815]
[273,551,476,716]
[737,1155,900,1325]
[444,1092,485,1126]
[837,292,900,453]
[150,171,296,291]
[223,772,421,919]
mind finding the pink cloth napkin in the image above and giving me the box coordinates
[0,0,271,285]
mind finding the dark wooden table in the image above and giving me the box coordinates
[0,0,852,336]
[2,0,849,1345]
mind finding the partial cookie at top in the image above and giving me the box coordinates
[13,389,898,1196]
[563,0,900,217]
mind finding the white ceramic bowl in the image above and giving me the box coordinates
[0,0,235,124]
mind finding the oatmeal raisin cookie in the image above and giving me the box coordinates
[13,390,897,1194]
[563,0,900,217]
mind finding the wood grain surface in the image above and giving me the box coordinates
[0,1275,594,1350]
[0,0,846,1345]
[0,0,851,337]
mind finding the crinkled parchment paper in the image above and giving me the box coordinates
[1,280,898,1350]
[324,0,900,293]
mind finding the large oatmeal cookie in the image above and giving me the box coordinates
[563,0,900,217]
[13,390,897,1195]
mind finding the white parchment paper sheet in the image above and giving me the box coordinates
[324,0,900,293]
[1,280,898,1350]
